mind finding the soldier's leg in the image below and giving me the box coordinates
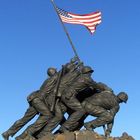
[84,111,113,131]
[72,114,88,131]
[16,98,53,139]
[59,102,67,125]
[2,106,37,140]
[89,111,113,128]
[60,96,86,132]
[83,102,113,130]
[36,102,65,138]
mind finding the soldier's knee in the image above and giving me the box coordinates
[43,112,53,118]
[81,101,86,107]
[55,110,63,120]
[56,114,63,122]
[74,102,85,111]
[75,106,85,112]
[104,112,113,122]
[82,101,93,113]
[39,109,53,118]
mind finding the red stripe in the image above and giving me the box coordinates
[81,19,101,24]
[70,15,101,21]
[62,19,101,26]
[73,18,101,24]
[61,17,101,27]
[68,11,101,17]
[69,12,101,19]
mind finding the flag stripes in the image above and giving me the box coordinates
[56,7,101,34]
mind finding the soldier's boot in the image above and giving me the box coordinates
[84,122,94,131]
[2,130,13,140]
[2,132,9,140]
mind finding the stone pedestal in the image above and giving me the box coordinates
[38,131,135,140]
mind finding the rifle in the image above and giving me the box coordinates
[50,65,65,112]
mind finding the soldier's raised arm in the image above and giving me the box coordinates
[63,57,84,73]
[90,81,113,93]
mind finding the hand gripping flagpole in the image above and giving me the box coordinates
[50,0,81,62]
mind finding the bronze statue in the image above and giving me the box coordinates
[83,89,128,137]
[37,66,107,137]
[2,58,128,140]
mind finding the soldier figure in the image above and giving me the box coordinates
[35,61,83,138]
[2,58,128,139]
[55,66,105,133]
[2,67,58,140]
[83,85,128,137]
[2,57,80,140]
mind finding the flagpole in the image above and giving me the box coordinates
[50,0,81,62]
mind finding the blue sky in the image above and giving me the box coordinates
[0,0,140,139]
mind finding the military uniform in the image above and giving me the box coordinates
[83,91,120,133]
[16,73,60,139]
[2,59,79,140]
[2,73,59,140]
[35,64,81,138]
[59,73,103,132]
[21,61,80,139]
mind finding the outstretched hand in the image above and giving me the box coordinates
[70,56,80,63]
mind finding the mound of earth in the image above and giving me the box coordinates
[38,130,135,140]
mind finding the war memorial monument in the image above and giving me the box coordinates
[2,1,134,140]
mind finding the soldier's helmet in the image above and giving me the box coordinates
[47,67,57,77]
[117,92,128,103]
[81,66,94,74]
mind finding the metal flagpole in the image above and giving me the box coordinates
[50,0,81,62]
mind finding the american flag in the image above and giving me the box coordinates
[56,7,102,34]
